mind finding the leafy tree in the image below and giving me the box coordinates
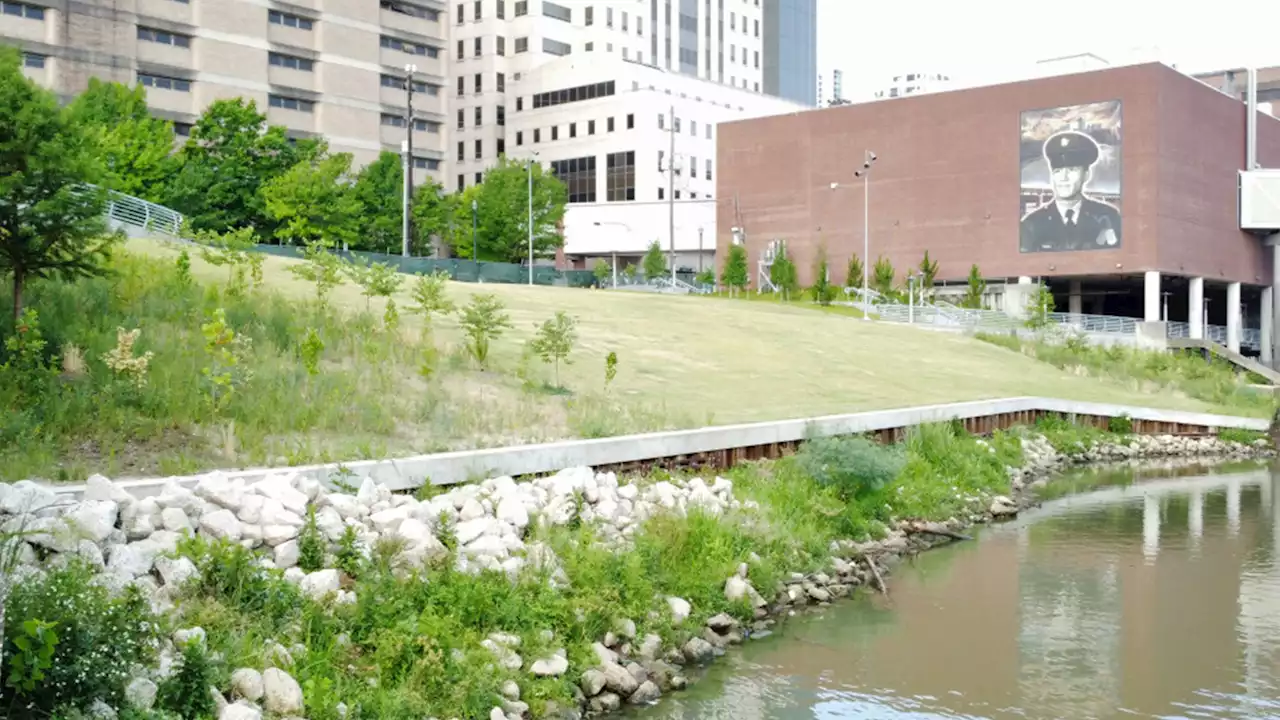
[1026,283,1056,329]
[459,293,512,367]
[262,152,361,248]
[288,242,347,308]
[65,78,177,202]
[845,253,864,295]
[165,98,321,234]
[642,240,667,280]
[0,49,113,323]
[917,250,939,302]
[409,271,455,324]
[463,157,566,263]
[769,245,798,299]
[872,256,896,299]
[622,263,638,282]
[721,243,748,294]
[961,263,986,309]
[694,268,715,287]
[191,225,258,296]
[344,257,403,312]
[592,259,612,287]
[413,179,464,257]
[810,244,836,305]
[351,151,403,254]
[529,310,578,387]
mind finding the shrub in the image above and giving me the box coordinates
[458,294,512,367]
[794,435,904,501]
[408,271,455,326]
[297,506,326,572]
[528,311,577,388]
[178,535,300,628]
[1107,413,1133,434]
[156,639,219,720]
[591,259,611,286]
[2,561,161,715]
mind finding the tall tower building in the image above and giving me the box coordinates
[761,0,816,106]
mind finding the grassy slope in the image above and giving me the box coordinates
[133,238,1257,422]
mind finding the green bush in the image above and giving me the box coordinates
[794,435,904,501]
[178,535,301,628]
[2,561,161,716]
[156,639,220,720]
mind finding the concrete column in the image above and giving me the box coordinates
[1227,281,1242,353]
[1263,286,1274,365]
[1272,238,1280,364]
[1068,279,1082,315]
[1142,493,1160,563]
[1189,277,1205,339]
[1143,271,1161,322]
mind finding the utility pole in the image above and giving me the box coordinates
[668,105,676,284]
[402,63,417,258]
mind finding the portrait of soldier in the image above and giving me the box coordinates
[1019,130,1121,253]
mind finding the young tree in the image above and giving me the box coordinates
[529,311,578,388]
[769,245,798,299]
[917,250,939,302]
[288,242,348,308]
[872,256,896,299]
[622,263,639,282]
[721,243,749,295]
[351,151,403,254]
[65,78,176,202]
[191,225,258,296]
[1025,283,1056,329]
[165,98,322,234]
[0,49,114,323]
[961,263,986,309]
[464,157,567,262]
[844,253,864,295]
[459,293,513,367]
[344,257,403,312]
[592,259,612,287]
[409,271,456,325]
[412,176,463,257]
[642,240,667,280]
[262,152,362,248]
[810,244,836,305]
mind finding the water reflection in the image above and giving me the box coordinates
[629,464,1280,720]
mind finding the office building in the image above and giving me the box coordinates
[761,0,814,106]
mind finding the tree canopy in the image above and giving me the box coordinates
[262,152,361,248]
[65,78,176,201]
[466,157,567,263]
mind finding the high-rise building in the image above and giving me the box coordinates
[761,0,815,107]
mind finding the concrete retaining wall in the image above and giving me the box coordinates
[49,397,1269,499]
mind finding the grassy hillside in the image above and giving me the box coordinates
[0,238,1268,482]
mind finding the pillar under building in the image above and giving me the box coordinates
[1227,281,1242,353]
[1189,277,1205,340]
[1143,271,1161,322]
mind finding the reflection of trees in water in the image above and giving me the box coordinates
[1017,551,1121,716]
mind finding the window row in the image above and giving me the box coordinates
[455,138,507,163]
[2,1,43,20]
[531,81,614,110]
[657,151,714,181]
[139,74,190,92]
[513,115,634,147]
[382,0,440,21]
[550,156,596,203]
[381,114,441,133]
[381,35,441,58]
[455,72,507,96]
[657,113,714,140]
[380,74,440,96]
[269,94,314,113]
[584,5,644,36]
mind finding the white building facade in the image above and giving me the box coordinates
[503,56,803,271]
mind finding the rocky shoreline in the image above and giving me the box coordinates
[0,432,1272,720]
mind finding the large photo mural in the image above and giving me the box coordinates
[1019,100,1122,253]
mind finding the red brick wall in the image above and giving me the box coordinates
[716,63,1280,288]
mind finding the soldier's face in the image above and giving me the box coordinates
[1051,166,1087,201]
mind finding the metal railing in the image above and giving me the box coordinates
[103,189,184,237]
[1167,321,1262,351]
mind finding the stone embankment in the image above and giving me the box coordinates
[0,433,1270,720]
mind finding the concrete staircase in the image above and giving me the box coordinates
[1166,337,1280,385]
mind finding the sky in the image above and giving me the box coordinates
[818,0,1280,101]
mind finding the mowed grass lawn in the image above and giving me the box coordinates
[130,239,1255,428]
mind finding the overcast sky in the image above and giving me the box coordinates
[818,0,1280,100]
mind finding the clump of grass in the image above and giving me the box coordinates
[1032,414,1113,456]
[1218,427,1267,445]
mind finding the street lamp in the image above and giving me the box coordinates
[471,198,478,261]
[832,151,877,320]
[593,220,632,288]
[402,63,417,258]
[526,151,540,285]
[400,140,410,257]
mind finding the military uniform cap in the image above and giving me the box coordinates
[1043,131,1100,170]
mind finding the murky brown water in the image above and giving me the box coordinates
[631,464,1280,720]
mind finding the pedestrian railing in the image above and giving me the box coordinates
[104,190,184,237]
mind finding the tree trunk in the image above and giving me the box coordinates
[11,271,23,325]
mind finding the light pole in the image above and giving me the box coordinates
[698,227,704,273]
[593,220,631,288]
[829,149,877,320]
[402,63,417,258]
[526,151,539,285]
[400,140,410,257]
[471,198,478,261]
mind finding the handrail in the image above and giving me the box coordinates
[99,187,184,237]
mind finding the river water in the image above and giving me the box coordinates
[631,463,1280,720]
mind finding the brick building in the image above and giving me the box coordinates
[714,63,1280,358]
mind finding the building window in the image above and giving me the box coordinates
[705,159,712,180]
[474,106,482,126]
[637,17,643,35]
[138,73,191,92]
[533,128,541,143]
[458,174,465,190]
[606,7,613,26]
[621,10,628,31]
[515,0,527,16]
[606,151,636,202]
[626,113,634,129]
[381,36,439,57]
[658,187,664,200]
[607,116,615,132]
[690,120,697,136]
[569,122,577,138]
[269,52,314,72]
[2,2,44,20]
[474,139,482,160]
[497,0,505,18]
[456,76,464,96]
[457,142,464,161]
[705,124,711,139]
[385,115,431,131]
[456,108,464,129]
[690,157,697,175]
[456,39,464,60]
[269,10,314,29]
[474,72,482,93]
[382,0,439,20]
[551,156,597,203]
[551,125,559,141]
[516,131,523,146]
[21,52,45,68]
[531,80,614,109]
[497,36,506,55]
[381,74,431,94]
[137,27,191,48]
[474,37,482,57]
[269,94,314,112]
[497,138,505,155]
[455,2,463,23]
[474,0,481,20]
[674,117,681,132]
[674,190,681,199]
[543,1,570,21]
[174,122,192,136]
[657,114,664,130]
[515,37,529,53]
[585,5,593,25]
[754,18,759,37]
[585,42,593,52]
[497,72,505,92]
[414,157,441,170]
[542,38,571,56]
[588,119,596,135]
[516,97,524,111]
[497,106,506,125]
